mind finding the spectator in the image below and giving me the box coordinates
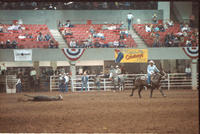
[45,33,51,41]
[152,13,157,24]
[189,14,195,28]
[152,38,161,47]
[6,40,11,48]
[181,24,190,32]
[81,71,89,92]
[89,26,95,34]
[49,40,55,48]
[7,24,21,31]
[167,19,174,27]
[127,12,134,30]
[145,24,151,32]
[69,39,77,48]
[158,24,165,32]
[65,20,74,28]
[1,63,7,75]
[58,74,65,92]
[16,75,22,93]
[164,22,169,30]
[185,38,192,47]
[119,21,126,29]
[94,74,101,90]
[64,29,73,36]
[95,32,105,39]
[11,40,18,49]
[173,37,180,47]
[120,30,129,37]
[154,25,159,32]
[64,73,69,92]
[0,25,3,32]
[37,32,44,41]
[113,40,120,48]
[94,39,101,48]
[185,65,191,79]
[0,41,4,49]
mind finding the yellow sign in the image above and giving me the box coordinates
[115,49,148,63]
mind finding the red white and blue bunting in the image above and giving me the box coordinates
[182,47,198,59]
[62,48,86,61]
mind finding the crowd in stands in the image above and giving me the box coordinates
[59,20,137,48]
[0,21,58,49]
[133,18,199,47]
[0,2,157,10]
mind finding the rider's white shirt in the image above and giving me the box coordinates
[115,68,121,75]
[147,65,159,75]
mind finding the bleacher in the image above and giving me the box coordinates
[0,24,59,48]
[59,24,137,48]
[133,23,181,47]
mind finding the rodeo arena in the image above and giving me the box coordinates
[0,1,199,134]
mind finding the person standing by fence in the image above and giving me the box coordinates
[16,76,22,93]
[81,72,89,92]
[64,73,69,92]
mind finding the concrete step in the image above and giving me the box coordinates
[50,29,68,48]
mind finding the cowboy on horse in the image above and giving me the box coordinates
[147,60,160,87]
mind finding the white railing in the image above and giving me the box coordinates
[50,73,198,92]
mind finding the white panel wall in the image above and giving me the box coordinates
[158,2,170,22]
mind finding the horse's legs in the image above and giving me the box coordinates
[138,86,143,98]
[150,87,154,98]
[159,87,166,97]
[130,87,136,96]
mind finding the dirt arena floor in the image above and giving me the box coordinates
[0,89,199,134]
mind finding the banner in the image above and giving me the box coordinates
[62,48,86,61]
[115,49,148,63]
[14,49,32,61]
[182,47,198,59]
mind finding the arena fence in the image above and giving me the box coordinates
[50,73,198,92]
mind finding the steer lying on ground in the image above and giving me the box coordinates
[24,94,63,101]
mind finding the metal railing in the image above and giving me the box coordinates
[50,73,198,92]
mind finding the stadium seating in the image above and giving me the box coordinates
[59,24,137,48]
[0,24,58,49]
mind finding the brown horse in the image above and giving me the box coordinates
[130,71,167,98]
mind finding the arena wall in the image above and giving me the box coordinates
[0,10,163,28]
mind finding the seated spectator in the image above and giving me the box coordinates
[107,24,117,30]
[7,24,21,31]
[94,39,101,48]
[185,38,192,47]
[119,21,126,29]
[100,40,108,48]
[145,24,151,32]
[69,39,77,48]
[173,37,180,47]
[95,32,105,39]
[0,41,4,48]
[89,26,95,34]
[155,32,160,39]
[11,40,18,49]
[64,29,73,36]
[164,22,169,30]
[152,13,157,24]
[154,25,159,32]
[119,40,126,48]
[113,40,120,48]
[167,19,174,27]
[45,33,51,41]
[101,25,108,30]
[25,33,33,39]
[83,40,90,48]
[49,40,55,48]
[181,24,190,32]
[37,32,44,41]
[18,35,26,39]
[120,30,129,37]
[86,35,93,47]
[6,40,11,48]
[152,38,161,47]
[0,25,3,32]
[65,20,74,28]
[158,24,165,32]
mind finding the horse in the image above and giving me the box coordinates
[130,71,167,98]
[109,71,126,91]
